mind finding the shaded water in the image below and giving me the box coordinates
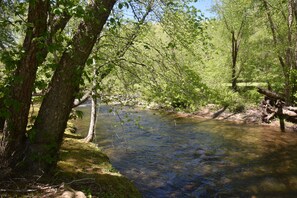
[75,105,297,197]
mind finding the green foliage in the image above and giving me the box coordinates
[210,87,245,112]
[70,109,84,120]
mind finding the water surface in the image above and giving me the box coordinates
[75,105,297,197]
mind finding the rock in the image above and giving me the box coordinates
[56,190,87,198]
[57,191,75,198]
[75,191,87,198]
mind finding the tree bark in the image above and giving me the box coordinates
[257,87,286,101]
[27,0,116,171]
[0,1,72,170]
[0,98,4,132]
[0,0,50,168]
[231,31,239,92]
[0,118,4,133]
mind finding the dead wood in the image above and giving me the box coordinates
[257,87,297,131]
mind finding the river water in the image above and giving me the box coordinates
[75,105,297,197]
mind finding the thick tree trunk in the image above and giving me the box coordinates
[0,1,72,170]
[0,0,50,168]
[0,118,4,133]
[27,0,116,171]
[0,98,4,132]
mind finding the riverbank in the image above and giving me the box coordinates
[172,104,296,132]
[0,129,141,197]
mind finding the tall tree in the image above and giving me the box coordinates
[0,0,116,172]
[213,0,253,92]
[28,0,116,171]
[1,0,51,168]
[261,0,297,103]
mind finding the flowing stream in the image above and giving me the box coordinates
[75,105,297,197]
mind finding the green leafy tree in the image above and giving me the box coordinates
[260,0,297,103]
[0,0,116,173]
[104,4,211,110]
[213,0,255,92]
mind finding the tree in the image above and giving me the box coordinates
[83,0,155,142]
[213,0,254,92]
[1,0,116,172]
[1,0,51,169]
[103,4,210,110]
[261,0,297,103]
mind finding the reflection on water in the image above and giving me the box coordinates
[75,105,297,197]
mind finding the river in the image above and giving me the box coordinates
[75,105,297,197]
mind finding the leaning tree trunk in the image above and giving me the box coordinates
[0,0,50,168]
[84,92,98,143]
[27,0,116,172]
[84,65,98,143]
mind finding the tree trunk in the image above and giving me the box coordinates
[84,65,98,143]
[84,92,98,143]
[27,0,116,171]
[0,0,50,168]
[0,98,4,132]
[0,117,4,133]
[231,31,239,92]
[0,119,4,133]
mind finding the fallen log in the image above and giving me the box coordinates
[286,106,297,112]
[257,87,285,101]
[282,108,297,117]
[257,87,297,132]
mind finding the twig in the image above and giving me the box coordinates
[66,178,95,185]
[0,189,37,193]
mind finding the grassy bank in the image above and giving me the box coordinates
[56,130,141,197]
[0,130,141,198]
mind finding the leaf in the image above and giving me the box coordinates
[143,44,150,50]
[118,3,123,9]
[109,17,116,24]
[86,58,93,66]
